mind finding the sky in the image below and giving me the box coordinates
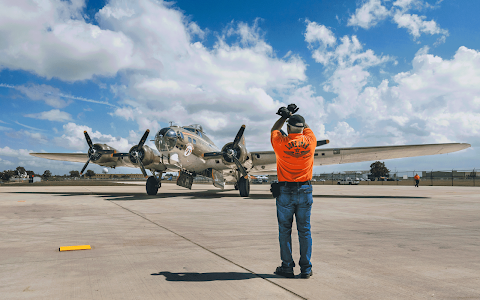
[1,0,479,176]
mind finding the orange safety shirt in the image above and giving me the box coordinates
[414,174,420,180]
[271,128,316,182]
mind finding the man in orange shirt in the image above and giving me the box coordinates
[271,107,316,279]
[414,173,420,187]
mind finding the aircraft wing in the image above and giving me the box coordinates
[30,153,88,163]
[249,143,471,175]
[30,152,180,173]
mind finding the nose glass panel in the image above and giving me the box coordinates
[157,128,177,151]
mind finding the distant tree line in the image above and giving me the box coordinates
[0,166,96,182]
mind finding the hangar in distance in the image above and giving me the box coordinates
[31,123,470,197]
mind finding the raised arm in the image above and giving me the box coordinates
[271,116,287,133]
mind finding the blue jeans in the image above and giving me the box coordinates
[276,184,313,273]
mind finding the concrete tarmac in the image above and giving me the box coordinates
[0,184,479,299]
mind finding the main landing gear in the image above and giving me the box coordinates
[237,177,250,197]
[146,175,161,195]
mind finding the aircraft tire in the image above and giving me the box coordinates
[146,176,159,195]
[234,183,239,190]
[238,177,250,197]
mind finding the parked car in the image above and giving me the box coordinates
[337,178,360,185]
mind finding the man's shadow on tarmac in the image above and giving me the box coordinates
[151,271,278,281]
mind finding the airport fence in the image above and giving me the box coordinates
[310,169,478,186]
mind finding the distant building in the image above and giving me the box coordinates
[93,174,145,179]
[422,171,476,179]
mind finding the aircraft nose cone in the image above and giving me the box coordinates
[156,128,177,151]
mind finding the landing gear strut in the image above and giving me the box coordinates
[238,177,250,197]
[146,175,161,195]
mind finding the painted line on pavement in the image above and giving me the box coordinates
[108,199,308,300]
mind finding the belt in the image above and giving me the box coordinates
[278,181,311,187]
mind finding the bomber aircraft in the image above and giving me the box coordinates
[31,122,470,197]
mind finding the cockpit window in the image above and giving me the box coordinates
[184,128,196,133]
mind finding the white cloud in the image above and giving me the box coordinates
[24,109,72,122]
[392,12,448,40]
[92,0,307,147]
[1,0,308,151]
[14,121,46,131]
[0,146,33,158]
[335,46,480,145]
[347,0,390,29]
[347,0,448,42]
[0,157,14,167]
[305,21,336,47]
[306,6,480,148]
[6,130,49,144]
[305,27,392,120]
[0,0,141,81]
[325,122,360,147]
[15,84,70,108]
[393,0,421,10]
[307,26,391,68]
[55,122,134,152]
[1,83,118,107]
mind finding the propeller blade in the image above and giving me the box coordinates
[231,155,248,179]
[232,125,246,148]
[316,140,330,147]
[84,131,93,148]
[80,157,91,175]
[138,129,150,148]
[203,152,223,158]
[136,154,148,178]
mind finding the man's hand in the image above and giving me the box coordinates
[276,107,291,119]
[287,104,299,115]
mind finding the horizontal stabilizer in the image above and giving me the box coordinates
[317,140,329,147]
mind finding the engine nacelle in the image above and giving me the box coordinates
[129,145,156,166]
[140,145,156,165]
[221,141,248,165]
[90,144,118,164]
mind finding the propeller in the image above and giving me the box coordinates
[113,130,150,178]
[316,140,330,147]
[80,131,115,175]
[204,125,248,179]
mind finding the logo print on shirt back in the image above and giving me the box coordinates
[284,148,310,158]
